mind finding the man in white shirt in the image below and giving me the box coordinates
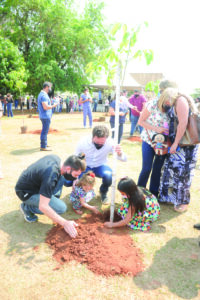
[75,125,127,203]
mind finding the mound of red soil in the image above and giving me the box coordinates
[28,128,59,134]
[46,211,144,277]
[93,117,106,122]
[127,136,142,142]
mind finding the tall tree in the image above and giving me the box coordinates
[0,0,110,95]
[0,36,27,95]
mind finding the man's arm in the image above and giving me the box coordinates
[115,144,127,161]
[42,101,58,111]
[39,195,78,238]
[110,140,127,161]
[79,96,89,104]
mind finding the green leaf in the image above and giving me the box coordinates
[110,23,122,36]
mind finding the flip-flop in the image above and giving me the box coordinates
[193,223,200,230]
[174,205,188,213]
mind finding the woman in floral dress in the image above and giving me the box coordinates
[137,80,178,197]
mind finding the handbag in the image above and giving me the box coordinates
[175,113,200,146]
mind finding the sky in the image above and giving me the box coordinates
[100,0,200,93]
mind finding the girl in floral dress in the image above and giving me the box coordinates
[104,177,160,231]
[70,171,99,215]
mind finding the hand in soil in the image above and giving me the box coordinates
[63,220,78,238]
[104,221,113,228]
[92,206,100,215]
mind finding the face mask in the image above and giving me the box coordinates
[93,142,104,150]
[163,105,171,113]
[63,172,77,181]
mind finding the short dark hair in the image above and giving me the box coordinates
[63,155,86,171]
[92,125,109,138]
[43,82,52,89]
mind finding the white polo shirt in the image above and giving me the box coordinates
[75,135,127,168]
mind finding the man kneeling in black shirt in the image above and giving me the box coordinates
[15,154,86,238]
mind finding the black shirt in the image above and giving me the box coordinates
[15,155,61,200]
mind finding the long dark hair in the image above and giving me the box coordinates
[117,177,146,214]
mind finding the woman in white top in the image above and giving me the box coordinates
[137,80,178,197]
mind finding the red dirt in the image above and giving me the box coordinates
[127,136,142,142]
[46,211,144,277]
[28,128,60,134]
[93,118,106,122]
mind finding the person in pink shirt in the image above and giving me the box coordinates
[129,90,147,136]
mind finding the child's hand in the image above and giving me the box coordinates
[104,221,113,228]
[92,206,100,215]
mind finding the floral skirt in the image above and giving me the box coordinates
[118,187,160,231]
[159,145,198,206]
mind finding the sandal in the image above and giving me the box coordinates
[174,205,188,213]
[72,207,83,215]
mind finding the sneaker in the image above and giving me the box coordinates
[194,223,200,230]
[100,192,109,204]
[20,203,38,223]
[40,148,52,151]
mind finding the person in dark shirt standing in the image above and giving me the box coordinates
[37,82,58,151]
[15,154,86,238]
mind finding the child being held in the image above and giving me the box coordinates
[104,177,160,231]
[70,171,99,215]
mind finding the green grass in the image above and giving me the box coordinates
[0,112,200,300]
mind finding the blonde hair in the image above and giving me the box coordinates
[76,171,95,188]
[158,87,197,114]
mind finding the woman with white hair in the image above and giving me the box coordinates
[158,88,198,212]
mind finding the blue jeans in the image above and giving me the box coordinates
[83,106,93,127]
[130,115,143,135]
[2,102,6,115]
[59,104,63,112]
[21,176,67,215]
[110,122,124,144]
[137,141,166,196]
[40,118,51,148]
[7,103,13,117]
[93,103,98,112]
[82,165,112,194]
[14,100,19,109]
